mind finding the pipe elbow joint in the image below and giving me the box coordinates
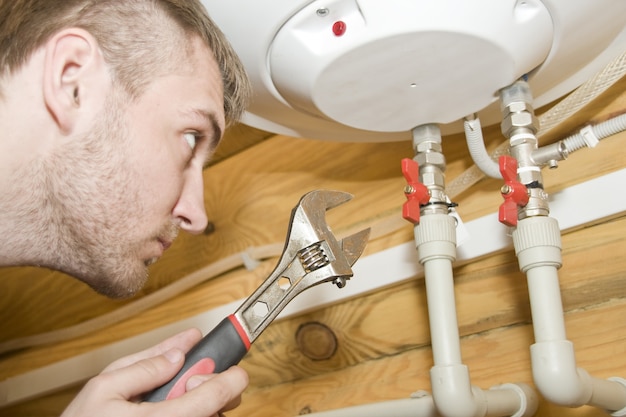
[531,341,592,407]
[431,365,485,417]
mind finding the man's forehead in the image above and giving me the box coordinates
[182,36,225,121]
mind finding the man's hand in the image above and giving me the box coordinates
[61,328,249,417]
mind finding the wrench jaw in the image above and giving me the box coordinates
[287,190,353,257]
[298,189,354,215]
[339,228,372,269]
[233,190,370,344]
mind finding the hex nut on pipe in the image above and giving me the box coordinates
[501,111,539,138]
[416,151,446,168]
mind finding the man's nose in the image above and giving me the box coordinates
[173,170,209,234]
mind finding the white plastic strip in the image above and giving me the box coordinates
[2,168,626,407]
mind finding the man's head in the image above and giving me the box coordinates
[0,0,251,297]
[0,0,250,125]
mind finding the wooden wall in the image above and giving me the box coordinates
[0,76,625,416]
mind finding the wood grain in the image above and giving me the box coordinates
[0,76,624,416]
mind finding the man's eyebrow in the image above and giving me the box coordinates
[189,108,223,150]
[183,108,224,167]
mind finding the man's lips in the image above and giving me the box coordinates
[159,239,173,251]
[145,227,178,267]
[144,239,173,267]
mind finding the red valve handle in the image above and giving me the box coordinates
[401,158,430,224]
[498,155,529,227]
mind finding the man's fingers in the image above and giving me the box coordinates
[103,328,203,373]
[186,373,217,391]
[144,366,248,416]
[64,347,248,417]
[88,347,186,401]
[76,328,248,416]
[198,367,247,412]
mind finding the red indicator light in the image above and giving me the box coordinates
[333,21,347,36]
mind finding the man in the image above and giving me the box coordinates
[0,0,252,415]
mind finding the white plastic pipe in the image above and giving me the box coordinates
[303,396,437,417]
[416,214,536,417]
[562,111,626,153]
[526,266,567,342]
[424,263,462,365]
[416,214,460,364]
[463,115,502,179]
[418,215,478,416]
[302,385,538,417]
[514,216,626,414]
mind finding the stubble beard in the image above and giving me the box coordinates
[39,91,174,298]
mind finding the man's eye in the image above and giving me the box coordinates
[183,132,198,151]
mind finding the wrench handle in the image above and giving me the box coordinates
[143,315,251,402]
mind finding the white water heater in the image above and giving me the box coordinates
[202,0,626,142]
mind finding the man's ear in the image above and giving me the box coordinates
[42,28,108,134]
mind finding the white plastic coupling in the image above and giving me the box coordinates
[512,216,562,273]
[488,383,539,417]
[413,213,457,263]
[607,378,626,416]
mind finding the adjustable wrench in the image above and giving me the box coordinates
[145,190,370,401]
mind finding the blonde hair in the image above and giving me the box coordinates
[0,0,251,125]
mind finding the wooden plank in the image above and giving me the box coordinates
[210,124,273,165]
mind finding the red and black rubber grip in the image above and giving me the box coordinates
[143,314,251,402]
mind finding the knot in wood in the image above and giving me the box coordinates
[295,322,337,361]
